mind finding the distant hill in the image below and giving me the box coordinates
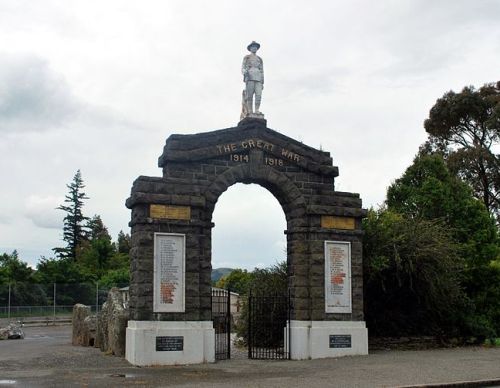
[211,267,234,283]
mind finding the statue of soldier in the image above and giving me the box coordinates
[241,41,264,118]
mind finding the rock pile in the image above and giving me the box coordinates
[0,322,25,340]
[72,288,128,357]
[96,287,129,357]
[72,304,92,345]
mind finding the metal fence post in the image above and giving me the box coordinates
[227,288,231,359]
[53,283,56,325]
[288,288,291,360]
[96,282,99,313]
[248,290,252,359]
[8,283,11,321]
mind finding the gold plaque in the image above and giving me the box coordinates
[321,216,355,230]
[150,204,167,219]
[150,205,191,220]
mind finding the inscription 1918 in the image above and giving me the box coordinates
[264,157,283,166]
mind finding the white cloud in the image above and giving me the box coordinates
[0,54,79,134]
[24,195,63,229]
[0,214,12,225]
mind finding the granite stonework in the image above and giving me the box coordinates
[126,117,366,364]
[126,118,367,328]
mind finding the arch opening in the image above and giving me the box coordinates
[212,182,287,272]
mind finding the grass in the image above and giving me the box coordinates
[484,338,500,347]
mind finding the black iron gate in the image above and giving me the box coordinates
[248,290,290,360]
[212,288,231,360]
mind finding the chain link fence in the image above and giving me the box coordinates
[0,282,129,325]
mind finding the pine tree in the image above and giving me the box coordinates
[53,170,89,260]
[116,230,131,254]
[78,215,115,276]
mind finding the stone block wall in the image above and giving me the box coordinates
[126,118,366,323]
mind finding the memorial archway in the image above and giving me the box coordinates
[125,117,368,365]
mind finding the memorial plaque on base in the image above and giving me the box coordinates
[156,336,184,351]
[329,335,352,348]
[325,241,352,313]
[154,233,185,312]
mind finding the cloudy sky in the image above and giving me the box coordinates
[1,1,499,270]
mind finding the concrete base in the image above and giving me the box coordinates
[125,321,215,366]
[288,320,368,360]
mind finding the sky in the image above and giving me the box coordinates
[0,1,499,270]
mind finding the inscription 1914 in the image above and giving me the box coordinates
[217,138,301,163]
[230,153,284,166]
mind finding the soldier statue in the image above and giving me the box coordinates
[241,41,264,119]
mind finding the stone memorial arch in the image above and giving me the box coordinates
[125,117,368,366]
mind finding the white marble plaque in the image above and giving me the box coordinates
[154,233,185,312]
[325,241,352,313]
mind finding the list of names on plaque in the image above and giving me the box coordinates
[154,233,185,312]
[325,241,352,313]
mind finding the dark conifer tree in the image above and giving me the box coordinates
[53,170,89,260]
[116,230,131,254]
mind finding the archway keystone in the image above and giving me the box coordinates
[125,118,368,365]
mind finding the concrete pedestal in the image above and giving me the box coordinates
[125,321,215,366]
[288,320,368,360]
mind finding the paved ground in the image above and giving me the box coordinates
[1,326,500,387]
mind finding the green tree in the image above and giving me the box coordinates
[0,251,47,307]
[216,262,288,296]
[34,256,90,284]
[248,261,288,294]
[0,250,33,283]
[424,81,500,222]
[33,256,95,306]
[387,154,498,264]
[53,170,89,259]
[363,209,467,336]
[115,230,131,254]
[227,262,288,344]
[215,269,252,294]
[77,215,116,278]
[98,268,130,288]
[386,153,500,337]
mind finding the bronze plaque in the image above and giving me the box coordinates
[321,216,355,230]
[150,205,191,220]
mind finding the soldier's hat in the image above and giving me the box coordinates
[247,41,261,51]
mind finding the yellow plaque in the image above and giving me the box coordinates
[150,204,167,219]
[321,216,355,230]
[150,205,191,220]
[164,205,191,220]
